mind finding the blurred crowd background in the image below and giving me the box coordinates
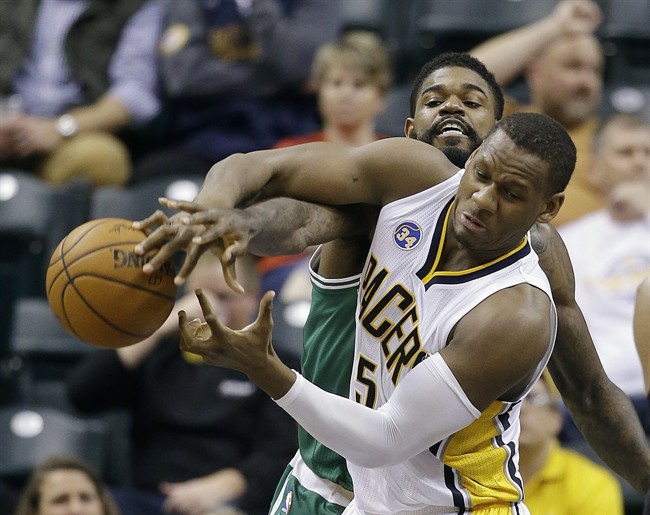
[0,1,648,514]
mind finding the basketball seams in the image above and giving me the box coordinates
[70,273,177,301]
[49,218,114,267]
[58,281,83,341]
[47,240,146,297]
[46,217,178,348]
[61,279,158,340]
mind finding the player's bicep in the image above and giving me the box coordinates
[440,286,553,411]
[265,138,455,207]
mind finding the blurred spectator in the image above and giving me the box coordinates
[275,30,392,148]
[0,0,162,187]
[634,275,650,403]
[66,253,298,515]
[260,29,392,295]
[471,0,605,226]
[558,113,650,431]
[519,371,624,514]
[13,455,121,515]
[131,0,341,183]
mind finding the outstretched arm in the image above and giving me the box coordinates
[179,290,479,469]
[134,198,367,288]
[470,0,602,85]
[193,138,455,210]
[531,223,650,494]
[179,285,552,469]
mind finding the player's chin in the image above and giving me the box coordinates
[439,144,472,169]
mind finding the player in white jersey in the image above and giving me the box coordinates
[345,171,555,513]
[174,111,576,514]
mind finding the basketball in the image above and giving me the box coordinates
[45,218,178,348]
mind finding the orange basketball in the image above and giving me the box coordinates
[46,218,178,348]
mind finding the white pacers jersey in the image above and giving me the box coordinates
[348,170,557,514]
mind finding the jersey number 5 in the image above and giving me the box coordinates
[354,355,378,408]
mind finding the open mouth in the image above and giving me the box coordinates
[435,118,469,138]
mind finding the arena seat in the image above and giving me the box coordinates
[0,405,107,485]
[416,0,558,53]
[6,297,97,410]
[4,297,132,488]
[0,172,90,376]
[90,175,203,222]
[375,82,412,137]
[601,0,650,88]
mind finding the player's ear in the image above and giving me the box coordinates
[536,192,564,224]
[404,117,415,138]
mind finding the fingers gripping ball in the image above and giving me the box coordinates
[46,218,178,348]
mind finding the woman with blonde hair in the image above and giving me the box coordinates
[14,456,120,515]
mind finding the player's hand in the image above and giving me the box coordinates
[179,289,297,399]
[552,0,602,35]
[180,203,259,261]
[165,199,253,292]
[134,200,245,292]
[133,208,204,280]
[179,289,275,373]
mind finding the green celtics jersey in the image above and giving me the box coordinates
[298,271,359,491]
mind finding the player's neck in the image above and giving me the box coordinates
[440,226,524,272]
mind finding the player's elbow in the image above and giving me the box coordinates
[344,424,409,468]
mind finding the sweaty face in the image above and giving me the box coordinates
[405,66,497,167]
[38,470,104,515]
[318,65,385,131]
[452,130,554,257]
[529,35,603,128]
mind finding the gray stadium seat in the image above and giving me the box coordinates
[0,405,107,481]
[417,0,558,38]
[90,175,203,222]
[601,0,650,87]
[4,297,132,488]
[0,172,90,370]
[376,83,412,137]
[6,297,97,410]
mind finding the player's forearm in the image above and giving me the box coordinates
[549,312,650,494]
[245,199,358,256]
[194,140,405,210]
[275,353,478,469]
[244,350,298,401]
[564,377,650,494]
[194,152,274,210]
